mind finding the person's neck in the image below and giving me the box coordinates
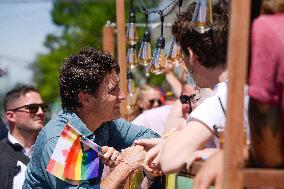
[75,107,103,132]
[10,129,38,149]
[198,65,227,89]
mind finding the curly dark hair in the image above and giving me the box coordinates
[59,47,120,110]
[172,1,230,68]
[4,85,38,112]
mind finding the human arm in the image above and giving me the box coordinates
[160,120,213,173]
[163,99,185,135]
[193,150,223,189]
[165,70,182,97]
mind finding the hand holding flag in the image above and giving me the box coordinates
[46,122,101,182]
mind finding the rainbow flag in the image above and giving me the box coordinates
[63,135,100,180]
[46,122,101,182]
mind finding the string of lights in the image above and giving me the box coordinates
[137,0,180,17]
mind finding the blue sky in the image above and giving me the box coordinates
[0,1,58,92]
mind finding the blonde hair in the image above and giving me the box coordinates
[138,84,157,101]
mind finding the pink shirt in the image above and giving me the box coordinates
[249,13,284,119]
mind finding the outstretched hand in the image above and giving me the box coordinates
[193,150,223,189]
[134,138,164,175]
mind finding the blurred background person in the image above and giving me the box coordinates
[128,84,163,122]
[248,0,284,168]
[0,85,46,189]
[137,84,163,111]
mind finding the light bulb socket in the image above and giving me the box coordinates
[127,70,133,79]
[143,31,151,42]
[129,8,136,23]
[156,36,165,48]
[178,0,183,7]
[128,44,136,49]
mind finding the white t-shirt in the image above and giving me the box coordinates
[132,105,172,135]
[189,81,249,147]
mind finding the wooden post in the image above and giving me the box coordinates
[103,23,115,57]
[223,0,251,188]
[116,0,128,120]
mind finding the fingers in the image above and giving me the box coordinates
[100,146,120,168]
[102,147,115,161]
[215,175,222,189]
[193,171,215,189]
[151,150,161,169]
[133,138,160,150]
[144,145,160,165]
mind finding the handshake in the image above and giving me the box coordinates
[100,145,146,170]
[100,138,162,179]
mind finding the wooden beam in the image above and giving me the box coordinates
[102,23,115,57]
[116,0,128,119]
[223,0,251,188]
[243,168,284,188]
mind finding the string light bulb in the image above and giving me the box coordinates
[191,0,213,34]
[127,70,136,96]
[167,0,183,66]
[167,39,183,66]
[126,44,138,69]
[138,13,152,66]
[150,12,166,75]
[144,65,150,78]
[150,36,166,75]
[126,70,137,114]
[126,0,138,45]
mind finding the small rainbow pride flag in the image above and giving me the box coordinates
[46,122,101,182]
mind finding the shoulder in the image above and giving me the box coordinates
[0,138,12,153]
[112,118,160,138]
[189,82,227,130]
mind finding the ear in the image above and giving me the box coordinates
[187,48,194,65]
[187,48,200,65]
[6,111,16,124]
[78,92,95,107]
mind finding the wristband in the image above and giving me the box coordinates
[121,159,135,170]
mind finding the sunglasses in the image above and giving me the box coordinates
[8,103,48,114]
[179,94,197,113]
[179,94,196,104]
[149,99,162,107]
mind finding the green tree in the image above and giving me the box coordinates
[33,0,167,106]
[33,0,117,105]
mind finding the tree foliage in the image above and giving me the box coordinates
[32,0,117,104]
[33,0,167,106]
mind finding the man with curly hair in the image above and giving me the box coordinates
[23,47,159,189]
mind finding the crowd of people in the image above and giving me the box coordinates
[0,0,283,188]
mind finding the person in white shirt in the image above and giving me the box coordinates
[0,85,46,189]
[134,1,232,174]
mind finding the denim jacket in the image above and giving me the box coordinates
[23,110,159,189]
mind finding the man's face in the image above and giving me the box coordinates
[6,91,46,132]
[139,89,162,110]
[93,69,126,121]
